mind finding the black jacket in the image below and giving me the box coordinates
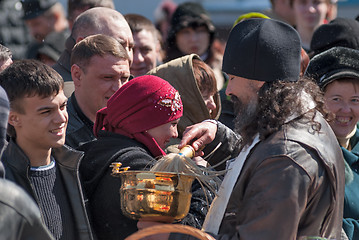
[52,35,76,97]
[52,36,73,83]
[65,94,96,149]
[2,140,94,240]
[79,130,217,240]
[0,178,54,240]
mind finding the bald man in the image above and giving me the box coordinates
[53,7,134,97]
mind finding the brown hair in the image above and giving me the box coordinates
[70,34,129,72]
[192,58,217,96]
[300,48,310,76]
[0,59,64,137]
[125,14,158,37]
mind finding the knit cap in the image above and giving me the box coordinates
[310,18,359,57]
[222,18,301,82]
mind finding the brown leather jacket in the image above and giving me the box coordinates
[208,112,345,240]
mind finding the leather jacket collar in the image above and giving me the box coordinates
[4,139,83,174]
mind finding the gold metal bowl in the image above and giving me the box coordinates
[114,170,195,223]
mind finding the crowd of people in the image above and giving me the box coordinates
[0,0,358,239]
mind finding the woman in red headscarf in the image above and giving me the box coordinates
[78,75,214,240]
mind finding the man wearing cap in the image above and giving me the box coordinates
[22,0,68,42]
[21,0,69,61]
[169,18,345,239]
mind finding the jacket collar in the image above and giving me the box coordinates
[5,139,83,174]
[342,128,359,166]
[4,139,30,177]
[350,128,359,156]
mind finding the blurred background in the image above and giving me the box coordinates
[57,0,359,43]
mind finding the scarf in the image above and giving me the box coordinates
[94,75,183,157]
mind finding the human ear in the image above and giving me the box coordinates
[75,37,84,44]
[71,64,83,87]
[8,111,21,127]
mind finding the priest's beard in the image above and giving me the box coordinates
[231,95,258,136]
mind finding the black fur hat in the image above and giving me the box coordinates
[305,47,359,89]
[222,18,301,82]
[310,18,359,57]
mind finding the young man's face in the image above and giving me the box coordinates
[10,90,68,151]
[131,29,159,77]
[72,54,131,122]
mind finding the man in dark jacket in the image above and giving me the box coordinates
[0,60,93,240]
[53,7,134,97]
[0,85,54,240]
[173,18,345,240]
[65,34,131,149]
[21,0,70,63]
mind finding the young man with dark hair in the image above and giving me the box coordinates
[0,86,54,240]
[0,59,93,240]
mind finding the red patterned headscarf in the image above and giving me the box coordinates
[94,75,183,157]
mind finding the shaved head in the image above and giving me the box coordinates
[71,7,134,65]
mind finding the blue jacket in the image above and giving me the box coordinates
[342,129,359,240]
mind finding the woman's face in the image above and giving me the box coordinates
[147,119,180,149]
[293,0,329,30]
[201,91,217,116]
[175,26,210,56]
[324,80,359,138]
